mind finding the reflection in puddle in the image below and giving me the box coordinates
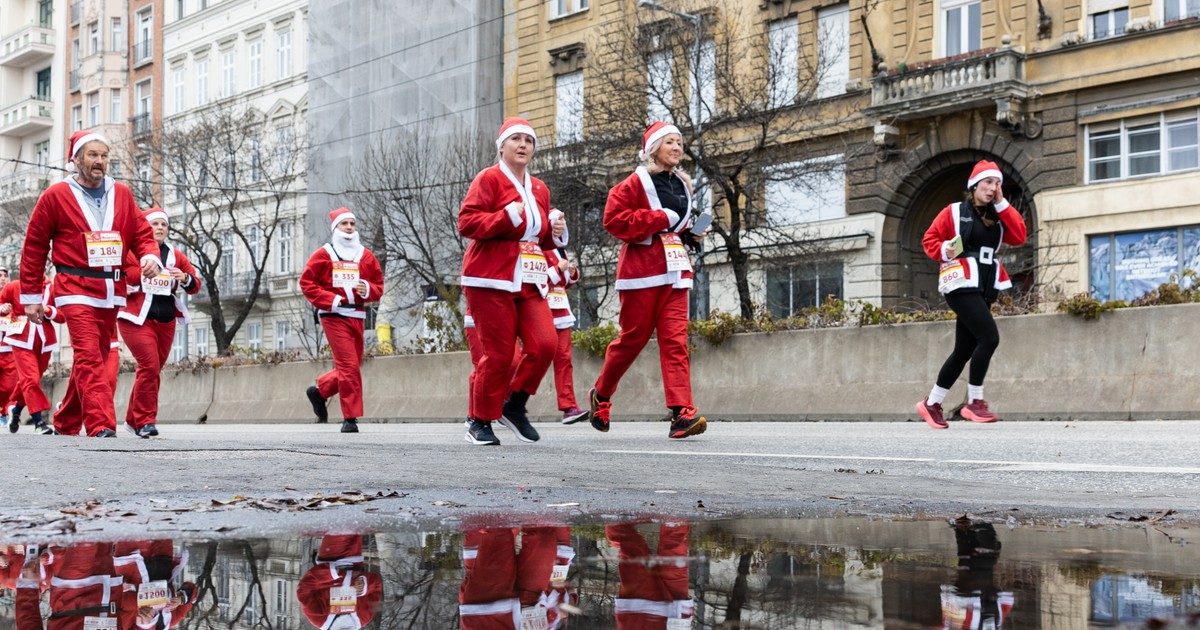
[2,517,1198,628]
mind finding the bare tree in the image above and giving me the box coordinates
[129,106,307,354]
[580,0,870,317]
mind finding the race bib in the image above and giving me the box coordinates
[550,563,570,583]
[667,619,693,630]
[85,231,123,267]
[137,580,170,609]
[938,260,970,294]
[8,317,27,335]
[547,288,570,310]
[142,272,174,296]
[661,233,692,272]
[519,242,548,284]
[329,586,357,614]
[520,606,548,630]
[84,618,118,630]
[332,261,360,289]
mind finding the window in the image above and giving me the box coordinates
[71,105,82,132]
[690,39,716,125]
[765,154,847,225]
[34,141,49,166]
[554,71,584,145]
[247,322,262,352]
[940,0,981,57]
[274,125,292,168]
[110,17,123,52]
[88,22,99,55]
[1086,111,1200,182]
[175,0,185,20]
[36,68,52,100]
[109,89,122,124]
[276,27,292,79]
[1090,7,1128,38]
[172,66,185,114]
[274,322,290,352]
[276,221,292,273]
[1165,0,1200,21]
[173,168,185,202]
[646,50,673,123]
[249,138,263,181]
[136,80,152,115]
[248,225,262,265]
[39,0,53,28]
[171,327,185,363]
[222,156,236,187]
[221,49,236,98]
[196,58,209,105]
[817,4,850,98]
[109,159,121,178]
[550,0,589,18]
[768,17,799,108]
[247,39,263,89]
[766,261,844,317]
[195,327,210,357]
[220,231,234,287]
[72,38,80,65]
[135,156,152,206]
[572,286,599,329]
[136,9,153,62]
[86,92,99,126]
[1089,225,1200,301]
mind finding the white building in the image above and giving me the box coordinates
[162,0,308,359]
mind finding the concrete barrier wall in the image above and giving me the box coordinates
[67,303,1199,423]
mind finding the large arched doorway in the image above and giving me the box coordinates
[894,152,1037,308]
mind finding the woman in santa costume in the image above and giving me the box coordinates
[112,539,196,629]
[588,121,707,439]
[0,269,59,435]
[605,521,693,629]
[296,535,383,630]
[19,129,161,438]
[301,207,384,434]
[543,246,587,424]
[458,524,576,629]
[916,160,1027,429]
[458,118,567,446]
[118,208,201,439]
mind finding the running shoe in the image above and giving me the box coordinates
[306,386,328,423]
[464,419,500,446]
[588,388,610,432]
[915,398,949,429]
[668,406,707,439]
[560,406,588,425]
[960,400,998,423]
[500,400,540,443]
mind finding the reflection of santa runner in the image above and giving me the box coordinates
[459,525,575,629]
[606,522,693,630]
[15,542,124,630]
[297,535,383,629]
[112,539,196,629]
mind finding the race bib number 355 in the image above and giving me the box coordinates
[85,231,123,268]
[332,261,361,289]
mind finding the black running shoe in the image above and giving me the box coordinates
[464,419,500,445]
[668,406,707,439]
[6,412,16,434]
[306,386,328,423]
[588,388,611,433]
[11,404,23,429]
[500,400,540,443]
[94,429,117,438]
[144,423,159,437]
[340,419,359,433]
[135,424,156,439]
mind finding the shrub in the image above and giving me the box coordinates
[571,323,619,358]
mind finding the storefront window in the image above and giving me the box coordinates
[1089,225,1198,301]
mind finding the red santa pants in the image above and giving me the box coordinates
[460,526,567,614]
[118,319,175,429]
[552,328,578,410]
[595,285,693,408]
[54,343,118,436]
[463,285,555,421]
[10,345,51,414]
[465,325,524,419]
[607,522,690,602]
[59,305,119,436]
[0,351,18,412]
[316,315,365,419]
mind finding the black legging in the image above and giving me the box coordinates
[936,292,1000,389]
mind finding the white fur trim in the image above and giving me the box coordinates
[19,293,43,305]
[994,198,1011,212]
[640,124,682,161]
[460,276,519,293]
[496,124,537,149]
[553,314,576,329]
[145,210,168,224]
[505,202,523,227]
[615,272,691,291]
[615,598,694,618]
[968,168,1003,188]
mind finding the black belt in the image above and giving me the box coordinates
[56,265,123,281]
[318,310,364,319]
[50,602,119,618]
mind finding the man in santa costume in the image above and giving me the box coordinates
[296,534,383,629]
[605,521,694,629]
[19,129,161,438]
[0,269,58,434]
[300,207,384,434]
[118,208,201,439]
[458,524,576,629]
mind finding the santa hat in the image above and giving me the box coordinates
[329,206,356,232]
[143,207,168,225]
[496,117,537,150]
[639,121,682,161]
[65,129,110,172]
[967,160,1003,188]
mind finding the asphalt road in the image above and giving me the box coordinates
[2,420,1198,542]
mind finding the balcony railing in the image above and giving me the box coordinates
[0,167,52,201]
[0,25,55,68]
[864,47,1028,121]
[133,39,153,65]
[0,97,54,135]
[130,112,152,137]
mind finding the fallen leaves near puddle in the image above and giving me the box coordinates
[154,490,408,514]
[1106,509,1176,523]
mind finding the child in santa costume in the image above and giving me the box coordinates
[19,129,161,438]
[301,207,384,434]
[458,524,576,629]
[916,160,1027,429]
[0,270,59,434]
[458,118,568,446]
[118,208,202,439]
[296,535,383,629]
[589,121,707,439]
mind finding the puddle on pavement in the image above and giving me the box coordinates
[1,516,1197,628]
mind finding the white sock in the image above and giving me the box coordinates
[968,384,984,402]
[927,385,950,405]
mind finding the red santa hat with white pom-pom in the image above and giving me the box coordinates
[65,129,110,173]
[328,206,356,232]
[495,117,537,150]
[967,160,1003,188]
[639,121,682,162]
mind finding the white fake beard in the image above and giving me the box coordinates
[332,230,364,258]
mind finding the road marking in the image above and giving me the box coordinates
[596,451,1200,474]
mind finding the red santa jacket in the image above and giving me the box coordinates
[0,280,58,353]
[458,163,566,294]
[607,522,694,629]
[20,177,160,310]
[118,244,202,326]
[296,535,383,629]
[112,540,195,629]
[300,244,384,320]
[16,542,125,630]
[543,249,580,330]
[458,526,576,630]
[604,167,695,292]
[922,200,1027,294]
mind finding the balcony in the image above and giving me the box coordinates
[0,167,52,202]
[130,112,152,138]
[191,271,273,316]
[132,39,153,66]
[0,97,54,136]
[0,25,55,68]
[864,47,1029,124]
